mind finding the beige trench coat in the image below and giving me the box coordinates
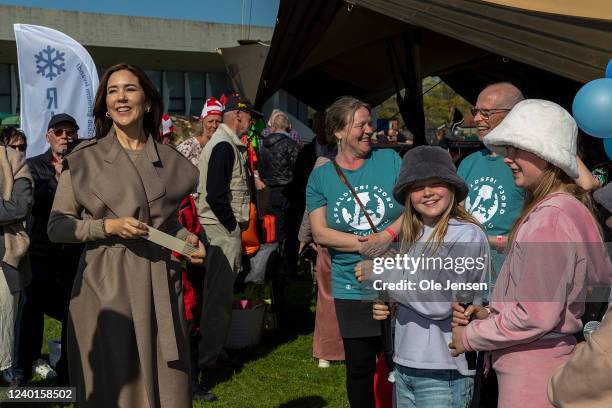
[548,306,612,407]
[48,131,198,408]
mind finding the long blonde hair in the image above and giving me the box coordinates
[508,164,597,243]
[400,184,481,254]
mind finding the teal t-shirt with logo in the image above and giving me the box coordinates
[457,149,525,284]
[306,148,404,300]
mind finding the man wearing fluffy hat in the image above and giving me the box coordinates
[177,97,223,166]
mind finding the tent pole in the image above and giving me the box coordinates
[402,30,425,146]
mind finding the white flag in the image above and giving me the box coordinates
[14,24,99,157]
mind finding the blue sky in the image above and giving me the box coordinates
[0,0,280,26]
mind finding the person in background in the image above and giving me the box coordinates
[0,127,27,153]
[0,140,32,387]
[262,109,303,148]
[158,114,177,145]
[17,114,81,386]
[256,110,300,245]
[378,119,407,144]
[458,82,526,293]
[450,99,611,408]
[177,97,223,166]
[196,95,261,370]
[293,111,335,225]
[297,110,344,368]
[175,100,221,402]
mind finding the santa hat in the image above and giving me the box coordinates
[161,114,174,136]
[201,97,224,119]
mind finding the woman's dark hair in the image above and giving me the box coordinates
[324,96,370,146]
[93,63,163,139]
[0,126,26,146]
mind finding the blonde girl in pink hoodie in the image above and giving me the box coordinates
[449,100,611,408]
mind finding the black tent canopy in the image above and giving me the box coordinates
[255,0,612,143]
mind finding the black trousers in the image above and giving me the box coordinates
[267,184,301,277]
[342,336,382,408]
[187,318,200,387]
[471,352,499,408]
[18,255,78,385]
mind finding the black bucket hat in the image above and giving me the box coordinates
[393,146,468,203]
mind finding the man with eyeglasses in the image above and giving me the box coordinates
[458,82,525,273]
[17,113,83,387]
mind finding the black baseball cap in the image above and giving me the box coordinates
[48,113,79,130]
[223,96,263,118]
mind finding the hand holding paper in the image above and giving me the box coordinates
[144,226,204,260]
[184,233,206,265]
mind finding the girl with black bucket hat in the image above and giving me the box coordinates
[357,145,490,407]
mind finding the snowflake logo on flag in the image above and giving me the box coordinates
[35,45,66,80]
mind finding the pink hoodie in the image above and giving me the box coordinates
[462,193,611,408]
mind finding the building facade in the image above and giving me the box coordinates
[0,4,307,125]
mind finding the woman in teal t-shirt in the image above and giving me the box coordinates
[306,96,403,408]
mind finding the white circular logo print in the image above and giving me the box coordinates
[465,177,507,225]
[333,185,395,231]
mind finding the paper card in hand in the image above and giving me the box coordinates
[143,226,198,257]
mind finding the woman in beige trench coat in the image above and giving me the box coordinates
[48,63,205,408]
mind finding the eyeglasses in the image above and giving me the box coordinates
[51,128,76,138]
[8,144,26,152]
[470,108,512,119]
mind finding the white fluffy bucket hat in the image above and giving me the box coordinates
[483,99,578,179]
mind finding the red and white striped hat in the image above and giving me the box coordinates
[201,97,224,119]
[161,114,174,136]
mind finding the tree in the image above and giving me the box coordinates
[377,77,471,130]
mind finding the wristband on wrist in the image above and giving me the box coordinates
[385,227,398,242]
[496,235,504,251]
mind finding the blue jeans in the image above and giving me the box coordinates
[394,365,474,408]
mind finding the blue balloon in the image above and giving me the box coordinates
[606,58,612,78]
[573,78,612,138]
[605,138,612,160]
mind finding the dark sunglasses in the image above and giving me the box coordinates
[8,144,26,152]
[51,128,76,137]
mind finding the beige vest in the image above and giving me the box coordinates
[197,123,250,227]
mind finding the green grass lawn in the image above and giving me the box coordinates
[7,280,349,408]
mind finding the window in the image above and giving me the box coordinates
[145,70,162,95]
[165,71,185,114]
[0,64,12,113]
[188,72,206,116]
